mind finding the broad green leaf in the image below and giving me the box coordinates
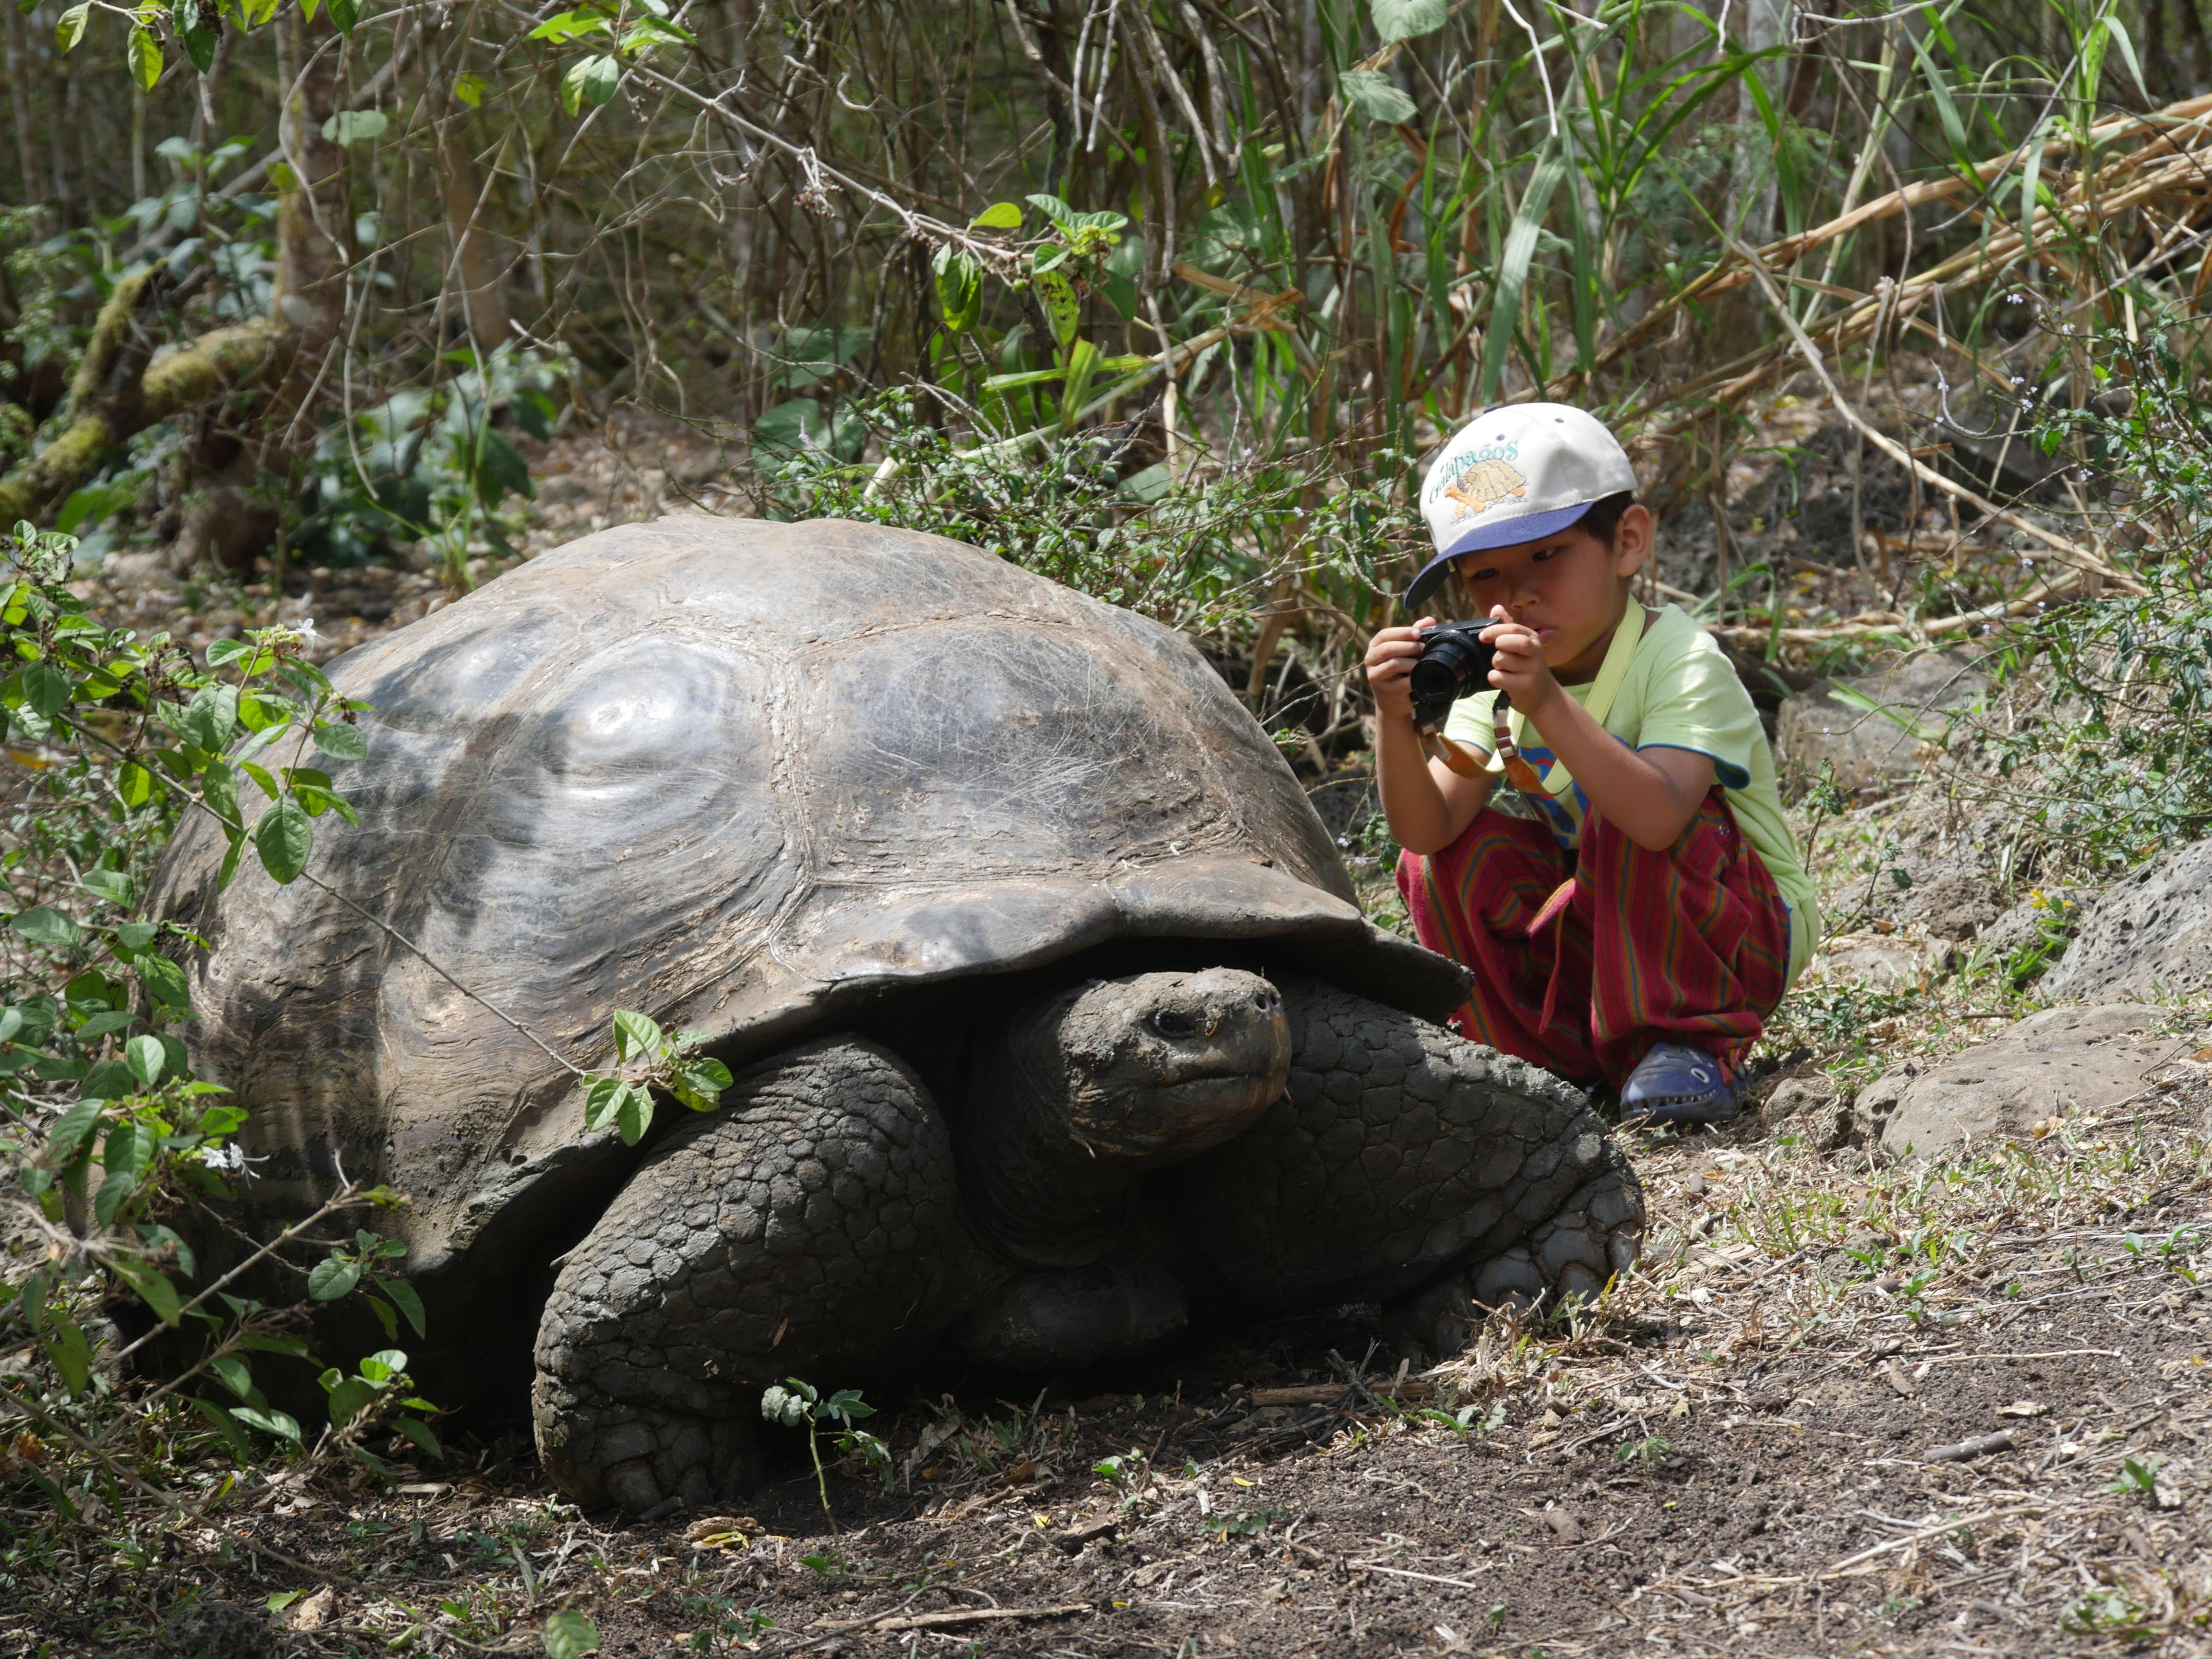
[1370,0,1446,39]
[454,72,486,107]
[393,1415,442,1457]
[22,660,69,718]
[254,796,313,884]
[932,245,982,334]
[231,1404,303,1443]
[176,683,240,752]
[80,868,132,905]
[183,19,215,72]
[381,1276,427,1338]
[559,55,593,115]
[313,722,367,762]
[1024,192,1075,228]
[531,7,613,43]
[615,1086,651,1145]
[582,52,621,107]
[54,2,86,51]
[126,25,160,91]
[205,637,252,669]
[544,1611,601,1659]
[112,1258,182,1325]
[969,201,1023,230]
[201,760,240,827]
[135,951,192,1013]
[320,109,387,145]
[80,1059,135,1099]
[45,1319,91,1395]
[473,429,535,507]
[307,1256,361,1300]
[326,0,359,31]
[11,907,79,950]
[1339,68,1417,124]
[118,760,154,807]
[1034,268,1080,346]
[612,1010,664,1062]
[47,1099,103,1160]
[96,1123,158,1225]
[209,1354,254,1399]
[124,1034,167,1087]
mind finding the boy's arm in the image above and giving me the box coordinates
[1365,623,1495,854]
[1485,614,1715,851]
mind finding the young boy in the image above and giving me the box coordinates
[1365,404,1818,1125]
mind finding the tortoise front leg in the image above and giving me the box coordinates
[1172,978,1644,1348]
[531,1037,975,1516]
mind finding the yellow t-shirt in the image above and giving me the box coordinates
[1441,603,1820,984]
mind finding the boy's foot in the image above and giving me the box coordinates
[1618,1043,1741,1126]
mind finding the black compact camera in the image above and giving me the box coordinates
[1407,621,1499,731]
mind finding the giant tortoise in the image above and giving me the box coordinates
[153,517,1643,1515]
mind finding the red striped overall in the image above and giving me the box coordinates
[1396,789,1791,1089]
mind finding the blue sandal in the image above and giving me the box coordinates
[1619,1042,1743,1127]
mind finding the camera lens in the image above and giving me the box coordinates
[1407,651,1468,705]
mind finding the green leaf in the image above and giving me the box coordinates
[604,1084,647,1145]
[544,1611,601,1659]
[326,0,359,31]
[201,760,240,828]
[969,201,1023,230]
[359,1347,408,1383]
[531,6,613,43]
[118,760,154,807]
[96,1123,157,1225]
[44,1319,91,1395]
[307,1257,361,1301]
[176,683,240,751]
[22,660,69,718]
[1370,0,1446,39]
[47,1099,103,1160]
[319,108,387,144]
[112,1257,182,1326]
[1479,137,1567,400]
[54,2,86,51]
[381,1276,427,1338]
[124,1034,167,1087]
[678,1057,732,1098]
[208,1355,255,1399]
[80,868,132,905]
[232,1404,302,1443]
[579,52,621,107]
[135,951,192,1013]
[932,245,982,334]
[473,429,535,507]
[182,18,215,72]
[254,796,313,884]
[1034,268,1080,347]
[312,722,367,762]
[613,1010,664,1062]
[11,907,80,950]
[453,72,486,107]
[126,25,160,91]
[1024,192,1075,228]
[1339,68,1416,124]
[81,1058,136,1100]
[393,1415,442,1457]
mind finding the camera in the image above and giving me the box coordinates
[1407,620,1499,731]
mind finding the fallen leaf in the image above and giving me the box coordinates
[1542,1507,1584,1544]
[1996,1400,2049,1419]
[1884,1359,1915,1398]
[1000,1460,1038,1486]
[685,1514,764,1546]
[289,1587,336,1632]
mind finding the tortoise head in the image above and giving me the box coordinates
[960,968,1291,1268]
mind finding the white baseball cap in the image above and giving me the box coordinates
[1405,403,1639,611]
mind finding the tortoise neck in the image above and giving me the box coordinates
[958,1043,1145,1270]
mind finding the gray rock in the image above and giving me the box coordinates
[1774,652,1985,795]
[1819,934,1949,989]
[1871,1005,2190,1158]
[166,1600,278,1659]
[1916,871,2002,941]
[2043,840,2212,1002]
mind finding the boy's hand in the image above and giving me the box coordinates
[1362,618,1435,723]
[1479,606,1563,717]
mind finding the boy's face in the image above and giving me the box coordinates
[1451,503,1652,678]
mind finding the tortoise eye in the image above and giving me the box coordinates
[1151,1009,1200,1039]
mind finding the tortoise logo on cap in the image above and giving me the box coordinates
[1426,436,1525,523]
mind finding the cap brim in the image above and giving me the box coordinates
[1403,501,1599,613]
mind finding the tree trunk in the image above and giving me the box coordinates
[421,14,511,353]
[4,7,41,209]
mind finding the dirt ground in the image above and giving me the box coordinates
[16,1061,2211,1659]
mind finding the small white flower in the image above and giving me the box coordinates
[198,1144,246,1172]
[291,616,320,645]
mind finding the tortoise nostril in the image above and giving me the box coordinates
[1253,989,1280,1014]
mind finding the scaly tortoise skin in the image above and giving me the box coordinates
[150,517,1642,1515]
